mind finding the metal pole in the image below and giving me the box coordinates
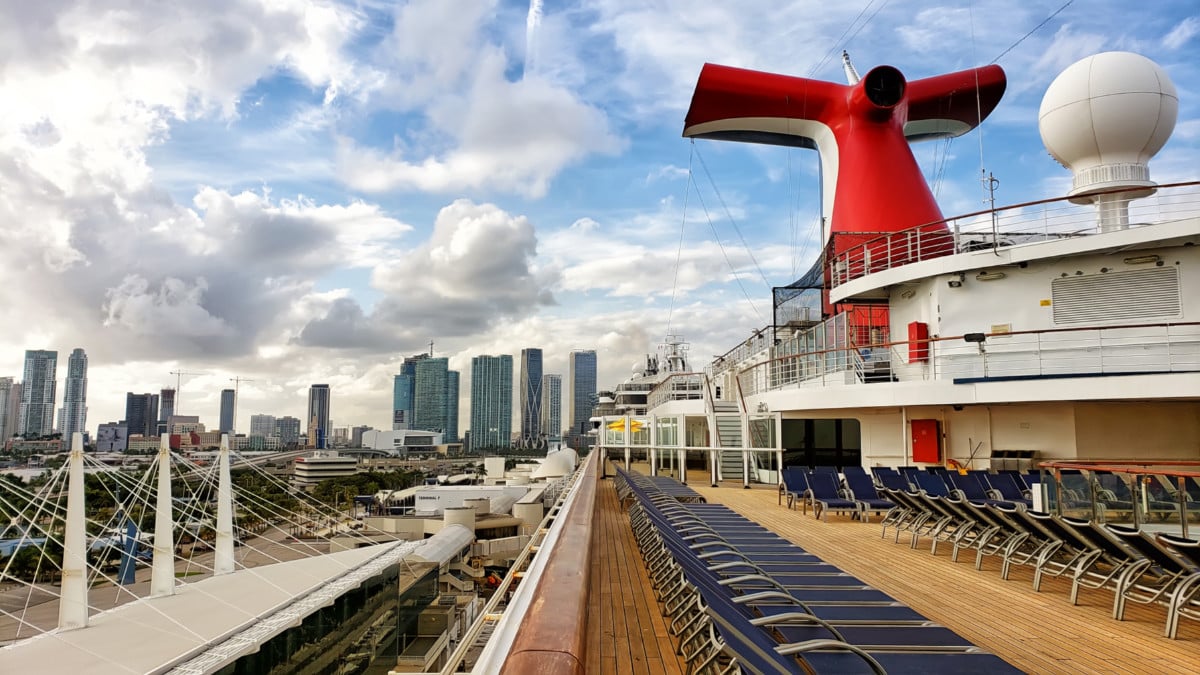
[710,449,718,487]
[649,447,657,477]
[678,449,687,485]
[742,449,750,489]
[1179,476,1190,539]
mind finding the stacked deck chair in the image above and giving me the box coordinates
[613,467,1021,674]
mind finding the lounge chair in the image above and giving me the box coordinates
[845,471,895,524]
[805,471,861,521]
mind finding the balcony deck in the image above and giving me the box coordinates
[592,461,1200,674]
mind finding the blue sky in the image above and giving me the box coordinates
[0,0,1197,434]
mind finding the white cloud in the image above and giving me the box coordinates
[1164,16,1200,50]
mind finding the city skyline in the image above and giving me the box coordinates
[0,341,601,444]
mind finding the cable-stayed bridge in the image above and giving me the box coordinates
[0,433,590,673]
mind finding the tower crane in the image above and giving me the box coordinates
[228,376,256,436]
[168,370,207,417]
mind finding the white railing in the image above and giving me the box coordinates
[736,322,1200,395]
[710,327,774,376]
[646,373,705,410]
[830,181,1200,287]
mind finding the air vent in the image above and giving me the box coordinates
[1051,267,1181,324]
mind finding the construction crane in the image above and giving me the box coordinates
[228,376,257,436]
[169,370,207,417]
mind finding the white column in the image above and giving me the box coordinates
[677,449,687,485]
[214,434,235,576]
[649,447,657,477]
[58,433,88,630]
[710,449,718,487]
[151,434,176,598]
[742,449,750,489]
[624,416,631,472]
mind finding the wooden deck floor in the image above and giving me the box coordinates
[585,472,688,675]
[685,475,1200,674]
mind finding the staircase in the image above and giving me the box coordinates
[712,400,744,481]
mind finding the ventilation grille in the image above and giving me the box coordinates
[1052,267,1181,324]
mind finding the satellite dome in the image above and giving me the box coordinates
[1038,51,1177,202]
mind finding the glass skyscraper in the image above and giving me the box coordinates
[58,348,88,441]
[392,353,427,430]
[307,384,331,448]
[19,349,57,437]
[219,388,236,434]
[413,358,459,443]
[519,348,543,442]
[124,392,160,438]
[540,373,562,443]
[470,355,512,449]
[568,349,597,436]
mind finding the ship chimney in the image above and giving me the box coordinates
[1038,52,1177,232]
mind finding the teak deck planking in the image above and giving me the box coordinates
[585,471,688,675]
[590,461,1200,673]
[685,469,1200,674]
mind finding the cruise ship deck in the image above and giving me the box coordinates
[587,460,1200,674]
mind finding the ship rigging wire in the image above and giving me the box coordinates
[663,143,694,342]
[992,0,1074,64]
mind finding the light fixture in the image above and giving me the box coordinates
[899,288,916,299]
[963,333,987,344]
[1123,254,1161,265]
[975,271,1006,281]
[947,273,965,288]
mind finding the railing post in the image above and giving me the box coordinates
[1179,476,1189,539]
[1132,475,1143,530]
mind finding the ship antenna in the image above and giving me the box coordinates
[841,50,860,85]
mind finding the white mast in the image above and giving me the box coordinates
[58,432,88,630]
[841,50,861,85]
[150,434,176,597]
[214,434,235,575]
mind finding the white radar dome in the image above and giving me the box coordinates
[1038,51,1177,202]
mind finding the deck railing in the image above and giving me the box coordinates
[830,181,1200,288]
[736,321,1200,396]
[1034,459,1200,538]
[646,372,705,410]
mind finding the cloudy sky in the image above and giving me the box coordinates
[1,0,1197,435]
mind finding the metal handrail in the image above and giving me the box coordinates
[735,320,1200,384]
[830,180,1200,287]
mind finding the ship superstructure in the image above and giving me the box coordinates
[672,50,1198,473]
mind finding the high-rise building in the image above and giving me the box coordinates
[158,388,176,433]
[519,348,543,442]
[57,348,88,441]
[541,374,563,444]
[392,353,428,430]
[413,358,459,442]
[124,393,160,438]
[218,389,236,434]
[470,355,513,449]
[307,384,331,448]
[447,370,460,444]
[276,416,301,446]
[568,350,598,436]
[249,414,277,438]
[19,350,58,437]
[0,377,17,442]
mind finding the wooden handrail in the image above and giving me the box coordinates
[500,451,599,674]
[1038,459,1200,478]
